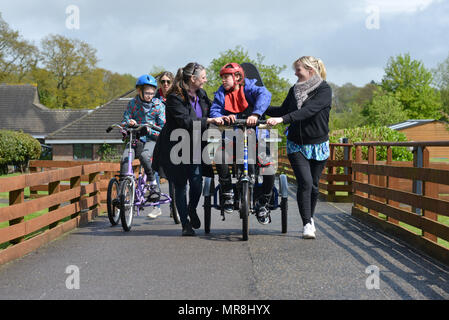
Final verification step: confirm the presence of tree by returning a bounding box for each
[381,53,442,119]
[40,34,98,108]
[363,88,409,126]
[0,12,39,82]
[432,53,449,118]
[204,46,291,105]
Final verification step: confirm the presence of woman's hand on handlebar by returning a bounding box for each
[267,117,283,126]
[246,114,259,126]
[207,116,226,125]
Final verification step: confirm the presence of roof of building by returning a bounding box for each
[388,119,437,131]
[0,84,89,138]
[45,89,137,143]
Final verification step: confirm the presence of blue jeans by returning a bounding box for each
[174,164,203,226]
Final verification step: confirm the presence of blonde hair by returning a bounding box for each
[294,56,327,80]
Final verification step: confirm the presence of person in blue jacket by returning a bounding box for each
[210,62,274,224]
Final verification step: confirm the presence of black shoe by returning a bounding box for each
[255,199,271,225]
[182,221,196,236]
[188,206,201,229]
[222,192,234,214]
[147,184,161,202]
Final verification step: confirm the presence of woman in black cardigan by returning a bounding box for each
[152,62,224,236]
[266,56,332,239]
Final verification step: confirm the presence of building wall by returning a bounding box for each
[400,122,449,159]
[52,143,124,161]
[52,144,73,161]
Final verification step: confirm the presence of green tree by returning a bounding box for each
[432,53,449,119]
[0,12,39,82]
[363,88,409,126]
[204,46,291,105]
[381,53,442,119]
[40,34,98,108]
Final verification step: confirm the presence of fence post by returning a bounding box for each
[48,180,61,229]
[422,147,438,242]
[327,144,336,201]
[70,174,82,219]
[9,188,24,244]
[354,145,364,210]
[412,146,423,216]
[386,147,399,225]
[368,146,379,217]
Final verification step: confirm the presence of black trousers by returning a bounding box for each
[288,151,327,226]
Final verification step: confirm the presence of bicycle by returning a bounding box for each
[105,123,179,231]
[202,119,288,241]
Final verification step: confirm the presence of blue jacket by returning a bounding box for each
[210,78,272,118]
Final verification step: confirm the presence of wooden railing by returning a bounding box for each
[351,141,449,265]
[278,143,353,202]
[0,160,139,265]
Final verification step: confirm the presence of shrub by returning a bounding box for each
[0,130,41,173]
[329,125,413,162]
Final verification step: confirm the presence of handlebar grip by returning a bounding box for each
[106,126,113,133]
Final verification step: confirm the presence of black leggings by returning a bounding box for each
[288,151,327,226]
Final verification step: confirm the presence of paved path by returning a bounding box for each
[1,183,449,300]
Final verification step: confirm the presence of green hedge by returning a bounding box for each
[329,126,413,162]
[0,130,41,174]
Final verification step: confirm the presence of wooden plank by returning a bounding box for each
[320,174,352,182]
[0,207,98,265]
[0,182,100,223]
[353,181,449,217]
[353,195,449,242]
[352,164,449,186]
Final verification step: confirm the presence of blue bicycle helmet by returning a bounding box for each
[136,74,158,88]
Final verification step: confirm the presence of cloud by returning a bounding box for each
[0,0,448,87]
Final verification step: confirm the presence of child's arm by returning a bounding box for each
[121,101,135,126]
[209,88,226,118]
[249,85,272,117]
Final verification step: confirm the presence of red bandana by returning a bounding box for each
[224,86,249,114]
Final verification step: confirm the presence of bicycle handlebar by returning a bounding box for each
[106,123,162,133]
[215,119,269,130]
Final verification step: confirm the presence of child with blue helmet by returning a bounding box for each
[120,74,166,203]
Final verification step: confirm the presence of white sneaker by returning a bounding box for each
[303,223,316,239]
[311,218,316,233]
[147,207,162,219]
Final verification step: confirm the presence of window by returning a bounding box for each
[73,144,93,160]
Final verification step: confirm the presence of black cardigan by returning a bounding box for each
[266,81,332,145]
[152,88,213,185]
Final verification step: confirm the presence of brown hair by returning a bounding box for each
[167,62,205,100]
[156,71,174,85]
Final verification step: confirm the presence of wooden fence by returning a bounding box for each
[278,143,353,202]
[0,160,139,265]
[351,141,449,265]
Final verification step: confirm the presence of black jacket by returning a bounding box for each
[152,88,213,185]
[266,81,332,145]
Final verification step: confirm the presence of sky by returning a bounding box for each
[1,0,448,87]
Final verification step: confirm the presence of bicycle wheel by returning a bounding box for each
[119,178,135,232]
[240,181,250,241]
[107,178,120,225]
[281,197,288,233]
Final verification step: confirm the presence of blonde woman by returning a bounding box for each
[266,56,332,239]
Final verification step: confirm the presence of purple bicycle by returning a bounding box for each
[106,123,175,231]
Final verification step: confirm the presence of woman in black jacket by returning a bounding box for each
[266,56,331,239]
[152,62,224,236]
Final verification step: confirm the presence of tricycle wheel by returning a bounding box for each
[281,197,288,233]
[107,178,120,226]
[240,181,249,241]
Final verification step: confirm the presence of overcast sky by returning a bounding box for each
[1,0,448,86]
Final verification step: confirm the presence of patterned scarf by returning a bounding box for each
[293,73,322,110]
